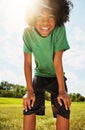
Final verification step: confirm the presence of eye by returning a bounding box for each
[38,15,42,18]
[36,14,43,21]
[49,15,55,18]
[37,13,43,18]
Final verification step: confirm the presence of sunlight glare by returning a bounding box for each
[4,0,41,30]
[3,0,31,29]
[25,0,41,23]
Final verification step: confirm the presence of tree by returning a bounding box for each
[69,93,85,102]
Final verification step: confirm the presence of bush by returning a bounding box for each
[0,90,15,97]
[0,89,26,98]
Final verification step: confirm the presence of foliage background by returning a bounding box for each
[0,81,85,102]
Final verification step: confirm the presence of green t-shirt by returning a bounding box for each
[23,25,70,77]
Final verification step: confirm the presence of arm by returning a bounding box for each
[23,52,35,110]
[54,50,71,110]
[24,52,33,93]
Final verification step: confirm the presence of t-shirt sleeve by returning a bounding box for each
[23,28,32,54]
[54,25,70,52]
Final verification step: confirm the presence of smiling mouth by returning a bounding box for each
[41,27,50,31]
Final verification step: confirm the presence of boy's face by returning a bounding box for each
[34,8,56,37]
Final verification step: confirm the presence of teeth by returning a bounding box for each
[41,27,49,30]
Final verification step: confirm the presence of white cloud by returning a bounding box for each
[74,27,85,42]
[0,69,25,85]
[63,25,85,96]
[0,0,27,35]
[65,71,85,96]
[64,24,85,69]
[0,26,24,85]
[63,45,85,69]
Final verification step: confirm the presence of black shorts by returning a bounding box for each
[23,76,70,119]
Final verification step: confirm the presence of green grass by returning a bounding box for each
[0,97,85,130]
[70,102,85,130]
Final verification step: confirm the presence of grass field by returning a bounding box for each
[0,97,85,130]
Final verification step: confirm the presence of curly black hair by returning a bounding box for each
[26,0,73,27]
[47,0,73,26]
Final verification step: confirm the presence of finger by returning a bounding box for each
[31,97,35,107]
[24,105,28,112]
[23,99,26,109]
[23,99,28,111]
[67,98,71,108]
[27,100,31,110]
[57,97,62,106]
[63,99,68,110]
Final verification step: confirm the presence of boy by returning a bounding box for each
[23,0,73,130]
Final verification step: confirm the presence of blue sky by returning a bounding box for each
[0,0,85,96]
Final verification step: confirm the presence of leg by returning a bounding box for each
[51,95,70,130]
[23,114,36,130]
[56,115,70,130]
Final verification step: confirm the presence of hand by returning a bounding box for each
[23,91,35,111]
[57,91,71,110]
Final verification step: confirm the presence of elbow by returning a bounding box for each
[24,61,32,71]
[54,58,62,68]
[54,59,63,73]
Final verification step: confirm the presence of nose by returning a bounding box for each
[42,17,49,25]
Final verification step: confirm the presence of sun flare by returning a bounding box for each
[4,0,41,29]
